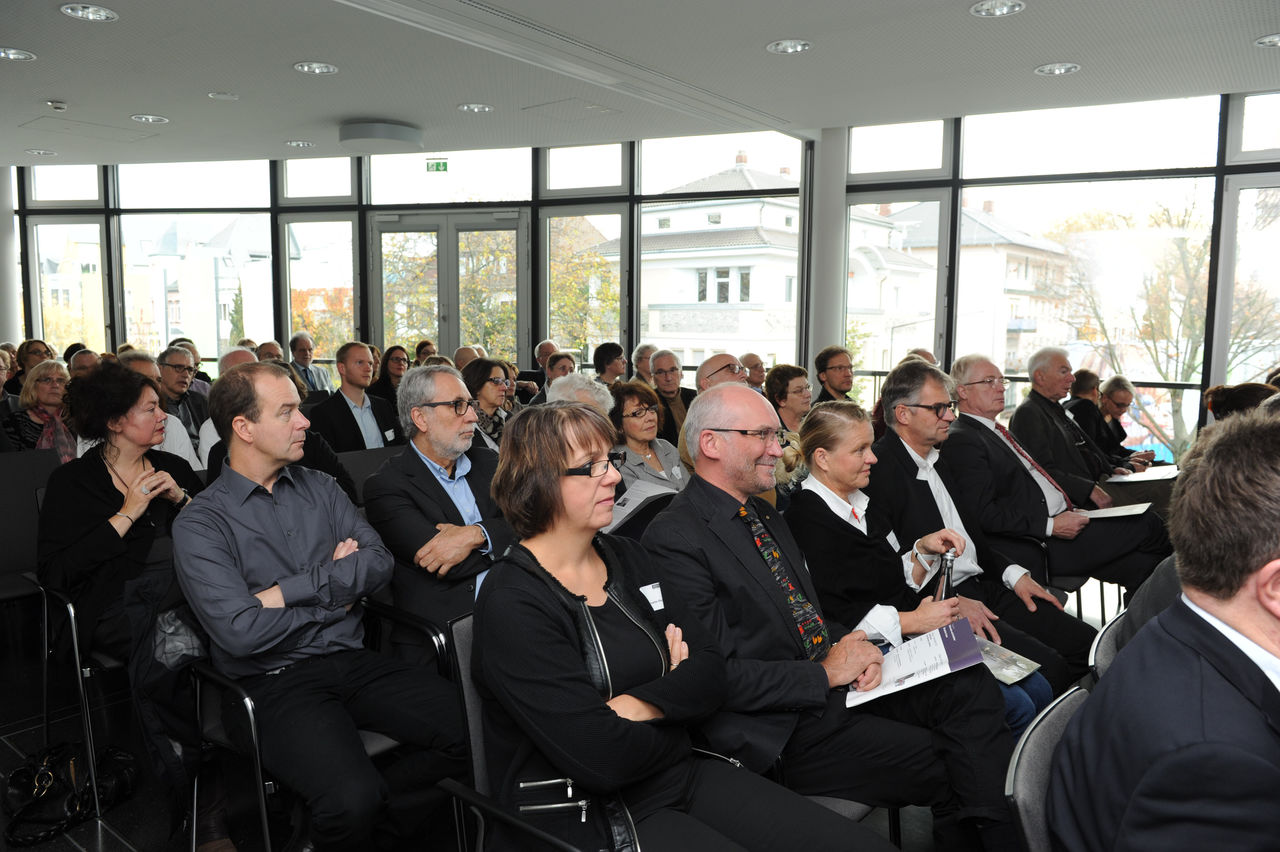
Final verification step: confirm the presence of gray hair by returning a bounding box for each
[950,353,995,385]
[650,348,682,370]
[117,349,156,369]
[1027,347,1069,382]
[157,345,193,366]
[534,338,557,358]
[218,346,257,373]
[632,342,658,362]
[683,383,743,464]
[397,365,464,438]
[1099,375,1136,397]
[880,360,955,433]
[547,371,614,412]
[288,331,314,353]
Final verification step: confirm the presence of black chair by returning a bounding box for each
[336,445,402,505]
[0,449,60,602]
[1004,686,1089,852]
[1088,608,1128,680]
[446,613,583,852]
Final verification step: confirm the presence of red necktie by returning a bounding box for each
[994,422,1074,511]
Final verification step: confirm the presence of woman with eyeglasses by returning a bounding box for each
[592,341,627,385]
[3,338,55,396]
[461,357,512,451]
[475,402,887,852]
[608,380,686,492]
[369,344,410,407]
[764,364,813,504]
[4,359,76,461]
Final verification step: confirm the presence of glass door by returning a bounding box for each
[371,211,529,361]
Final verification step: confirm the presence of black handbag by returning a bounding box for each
[3,742,138,846]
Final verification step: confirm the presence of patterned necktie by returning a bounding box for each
[995,421,1074,511]
[737,504,830,661]
[302,365,316,390]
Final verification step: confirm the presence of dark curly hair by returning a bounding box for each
[68,359,159,441]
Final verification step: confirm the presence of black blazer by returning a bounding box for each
[784,488,921,628]
[642,475,846,772]
[1063,397,1132,462]
[1048,599,1280,850]
[1008,391,1109,506]
[945,413,1053,539]
[655,387,697,446]
[306,389,403,454]
[363,444,515,637]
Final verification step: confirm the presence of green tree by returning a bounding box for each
[844,317,872,403]
[547,217,620,355]
[227,285,245,344]
[380,231,440,350]
[457,230,518,359]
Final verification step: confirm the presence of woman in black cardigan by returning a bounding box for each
[475,402,889,852]
[38,360,203,659]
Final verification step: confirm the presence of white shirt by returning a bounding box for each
[77,413,203,471]
[900,436,1029,593]
[965,412,1067,535]
[1183,594,1280,695]
[801,476,909,645]
[197,418,219,468]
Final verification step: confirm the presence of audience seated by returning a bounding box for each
[412,339,437,366]
[5,359,75,461]
[476,401,895,852]
[515,338,557,402]
[863,359,1098,694]
[813,345,854,404]
[368,344,409,408]
[173,361,466,851]
[254,340,284,362]
[764,363,812,501]
[608,380,687,492]
[307,341,403,453]
[1062,371,1155,470]
[452,346,478,370]
[945,355,1168,598]
[1203,381,1280,420]
[288,331,334,392]
[593,341,628,385]
[4,338,55,396]
[156,345,209,455]
[741,352,767,392]
[0,348,16,423]
[644,384,1020,852]
[460,357,513,451]
[650,349,695,446]
[364,365,514,659]
[546,370,614,415]
[1048,412,1280,849]
[168,338,212,392]
[632,342,658,385]
[67,348,101,381]
[527,350,575,405]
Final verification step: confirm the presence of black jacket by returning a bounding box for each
[655,387,697,446]
[474,535,726,851]
[945,413,1055,539]
[1008,390,1111,506]
[306,389,403,453]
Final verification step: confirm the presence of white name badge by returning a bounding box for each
[384,428,396,441]
[640,582,664,611]
[886,530,901,551]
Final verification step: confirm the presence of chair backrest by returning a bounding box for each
[448,613,489,794]
[337,445,402,505]
[1005,686,1088,852]
[0,450,63,580]
[1088,608,1127,679]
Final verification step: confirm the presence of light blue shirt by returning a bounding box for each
[342,391,385,449]
[408,440,492,594]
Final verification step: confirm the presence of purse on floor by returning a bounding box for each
[3,741,138,846]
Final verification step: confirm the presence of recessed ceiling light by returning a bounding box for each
[970,0,1025,17]
[131,113,169,124]
[457,103,494,114]
[285,140,316,148]
[207,91,239,101]
[0,48,37,61]
[766,39,812,55]
[25,149,57,157]
[1256,33,1280,48]
[60,4,118,21]
[293,61,338,75]
[1035,62,1080,76]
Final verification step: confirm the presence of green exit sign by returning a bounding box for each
[425,159,448,172]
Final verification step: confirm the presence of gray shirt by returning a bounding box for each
[616,438,686,492]
[173,463,392,678]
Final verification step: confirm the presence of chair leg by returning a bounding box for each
[190,766,201,852]
[241,695,274,852]
[888,806,902,847]
[39,587,50,749]
[65,602,103,819]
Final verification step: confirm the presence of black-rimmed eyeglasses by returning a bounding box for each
[706,427,785,444]
[161,363,196,376]
[564,451,625,477]
[621,404,659,419]
[415,398,481,416]
[900,401,957,418]
[707,362,745,380]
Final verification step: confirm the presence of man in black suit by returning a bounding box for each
[364,365,514,660]
[864,359,1097,693]
[514,338,557,403]
[307,341,403,453]
[1062,371,1155,470]
[1048,413,1280,850]
[946,355,1168,596]
[813,344,854,403]
[645,383,1019,852]
[651,349,696,445]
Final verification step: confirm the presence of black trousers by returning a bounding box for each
[635,759,897,852]
[957,578,1097,694]
[780,665,1015,852]
[224,648,467,852]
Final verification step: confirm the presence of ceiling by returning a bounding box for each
[4,0,1280,168]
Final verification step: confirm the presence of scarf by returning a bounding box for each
[29,406,76,463]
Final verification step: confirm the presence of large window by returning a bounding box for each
[1223,182,1280,383]
[545,212,622,359]
[30,221,106,351]
[285,220,355,372]
[118,161,270,208]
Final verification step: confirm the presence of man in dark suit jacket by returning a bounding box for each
[651,349,697,445]
[364,365,514,660]
[307,342,403,453]
[514,338,557,403]
[864,360,1097,692]
[644,384,1019,852]
[946,355,1167,596]
[1048,413,1280,850]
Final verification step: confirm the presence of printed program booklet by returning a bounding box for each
[976,637,1042,685]
[846,618,983,708]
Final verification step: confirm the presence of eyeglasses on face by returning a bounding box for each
[900,401,957,418]
[485,376,513,387]
[622,404,659,419]
[824,364,854,374]
[706,427,785,444]
[653,366,681,378]
[707,362,745,379]
[416,398,481,416]
[564,451,625,477]
[789,384,813,395]
[161,363,196,376]
[35,376,68,387]
[29,350,54,359]
[388,356,410,366]
[962,377,1009,388]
